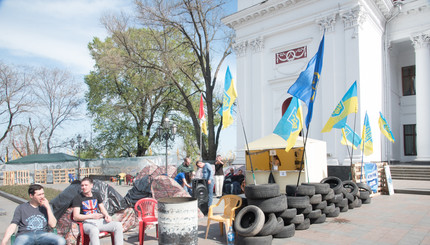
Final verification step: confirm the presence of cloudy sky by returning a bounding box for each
[0,0,237,156]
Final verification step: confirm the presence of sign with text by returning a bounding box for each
[363,163,378,193]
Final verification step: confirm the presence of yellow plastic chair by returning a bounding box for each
[205,195,242,240]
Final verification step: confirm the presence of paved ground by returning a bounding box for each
[1,179,429,244]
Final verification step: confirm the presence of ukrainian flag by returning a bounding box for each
[321,81,358,133]
[361,112,373,156]
[378,112,395,143]
[273,97,303,152]
[222,66,237,129]
[341,124,361,150]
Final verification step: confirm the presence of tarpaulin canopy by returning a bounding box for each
[245,133,324,151]
[6,153,78,164]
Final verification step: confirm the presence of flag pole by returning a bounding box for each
[296,123,309,187]
[237,101,257,185]
[200,120,203,160]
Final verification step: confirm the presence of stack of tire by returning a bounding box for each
[234,184,294,245]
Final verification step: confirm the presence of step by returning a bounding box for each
[392,176,430,181]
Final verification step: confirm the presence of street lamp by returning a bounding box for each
[157,118,177,174]
[70,134,88,180]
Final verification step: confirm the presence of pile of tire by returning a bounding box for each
[234,184,294,244]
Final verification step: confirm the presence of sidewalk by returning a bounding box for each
[1,180,430,244]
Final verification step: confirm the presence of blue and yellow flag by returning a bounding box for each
[341,124,361,150]
[288,34,324,129]
[378,112,395,143]
[361,112,373,156]
[321,81,358,133]
[273,97,303,152]
[222,66,237,129]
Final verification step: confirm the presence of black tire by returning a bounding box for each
[342,180,359,196]
[356,198,362,207]
[277,208,297,219]
[245,184,280,199]
[236,235,273,245]
[326,207,340,217]
[307,209,322,219]
[302,183,330,194]
[359,190,370,200]
[348,201,355,209]
[295,218,310,230]
[273,223,295,238]
[285,185,298,196]
[331,193,343,204]
[336,198,348,208]
[344,192,354,203]
[363,197,372,204]
[340,205,349,212]
[320,176,343,194]
[291,214,304,224]
[271,217,285,235]
[286,185,315,196]
[309,194,322,204]
[287,196,310,209]
[248,195,288,213]
[296,204,312,215]
[322,189,335,201]
[356,182,372,192]
[257,213,278,236]
[234,205,265,237]
[323,203,335,214]
[312,200,327,210]
[310,213,326,224]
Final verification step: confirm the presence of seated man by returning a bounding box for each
[1,184,66,245]
[231,169,245,194]
[72,177,123,245]
[223,168,235,194]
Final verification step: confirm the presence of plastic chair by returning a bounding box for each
[71,212,115,245]
[134,198,158,245]
[205,195,242,240]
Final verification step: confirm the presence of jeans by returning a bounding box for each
[214,175,224,197]
[83,219,124,245]
[207,179,214,207]
[14,230,66,245]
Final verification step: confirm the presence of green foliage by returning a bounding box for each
[0,185,61,201]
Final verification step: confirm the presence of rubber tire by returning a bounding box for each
[257,213,278,236]
[340,205,349,212]
[326,207,340,217]
[357,182,372,192]
[348,201,355,209]
[342,180,359,196]
[359,190,370,200]
[291,214,305,224]
[344,192,354,203]
[302,183,330,194]
[310,213,326,224]
[234,205,265,237]
[309,194,322,205]
[312,200,327,210]
[295,218,310,230]
[331,193,343,204]
[273,223,295,238]
[287,196,310,209]
[271,217,285,235]
[356,198,362,207]
[245,184,280,199]
[296,204,312,215]
[248,195,288,213]
[236,235,273,245]
[362,197,372,204]
[320,176,343,194]
[323,203,335,214]
[277,208,297,219]
[322,189,334,201]
[307,209,322,219]
[336,198,348,208]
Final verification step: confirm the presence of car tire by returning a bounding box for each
[234,205,265,237]
[245,184,280,199]
[320,176,343,194]
[273,223,295,238]
[248,195,288,213]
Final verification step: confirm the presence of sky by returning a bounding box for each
[0,0,237,157]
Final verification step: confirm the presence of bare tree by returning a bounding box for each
[0,61,33,144]
[33,68,82,153]
[11,118,45,157]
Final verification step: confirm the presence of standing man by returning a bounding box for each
[196,160,214,207]
[72,177,123,245]
[176,157,194,174]
[1,184,66,245]
[214,155,225,197]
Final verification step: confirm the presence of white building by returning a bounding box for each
[222,0,430,165]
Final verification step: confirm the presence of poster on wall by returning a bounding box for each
[363,163,378,193]
[384,165,394,195]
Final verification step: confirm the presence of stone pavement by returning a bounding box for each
[0,179,429,244]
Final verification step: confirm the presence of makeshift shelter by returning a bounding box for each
[245,134,327,193]
[6,153,78,164]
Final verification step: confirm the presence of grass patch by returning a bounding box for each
[0,185,61,201]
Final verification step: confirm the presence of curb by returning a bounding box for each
[0,190,27,204]
[394,189,430,195]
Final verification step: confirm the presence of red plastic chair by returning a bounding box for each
[71,212,115,245]
[134,198,158,245]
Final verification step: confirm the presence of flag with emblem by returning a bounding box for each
[361,112,373,156]
[341,124,361,150]
[273,97,303,152]
[222,66,237,129]
[378,112,395,143]
[322,81,358,132]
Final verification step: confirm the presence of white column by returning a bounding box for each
[412,32,430,162]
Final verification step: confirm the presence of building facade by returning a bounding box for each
[222,0,430,165]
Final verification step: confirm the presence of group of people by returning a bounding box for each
[2,177,124,245]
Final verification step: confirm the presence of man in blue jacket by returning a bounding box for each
[196,160,214,207]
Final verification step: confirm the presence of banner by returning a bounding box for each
[363,163,378,193]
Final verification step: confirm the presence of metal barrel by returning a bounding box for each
[158,197,198,245]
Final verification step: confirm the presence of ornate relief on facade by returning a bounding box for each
[316,14,337,32]
[411,32,430,49]
[233,40,248,57]
[249,37,264,53]
[340,5,367,38]
[275,46,307,65]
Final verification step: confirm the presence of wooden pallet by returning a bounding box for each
[52,169,70,184]
[79,167,102,178]
[35,169,47,184]
[2,171,15,185]
[351,162,388,195]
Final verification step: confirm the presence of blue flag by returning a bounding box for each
[288,34,325,129]
[273,97,303,152]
